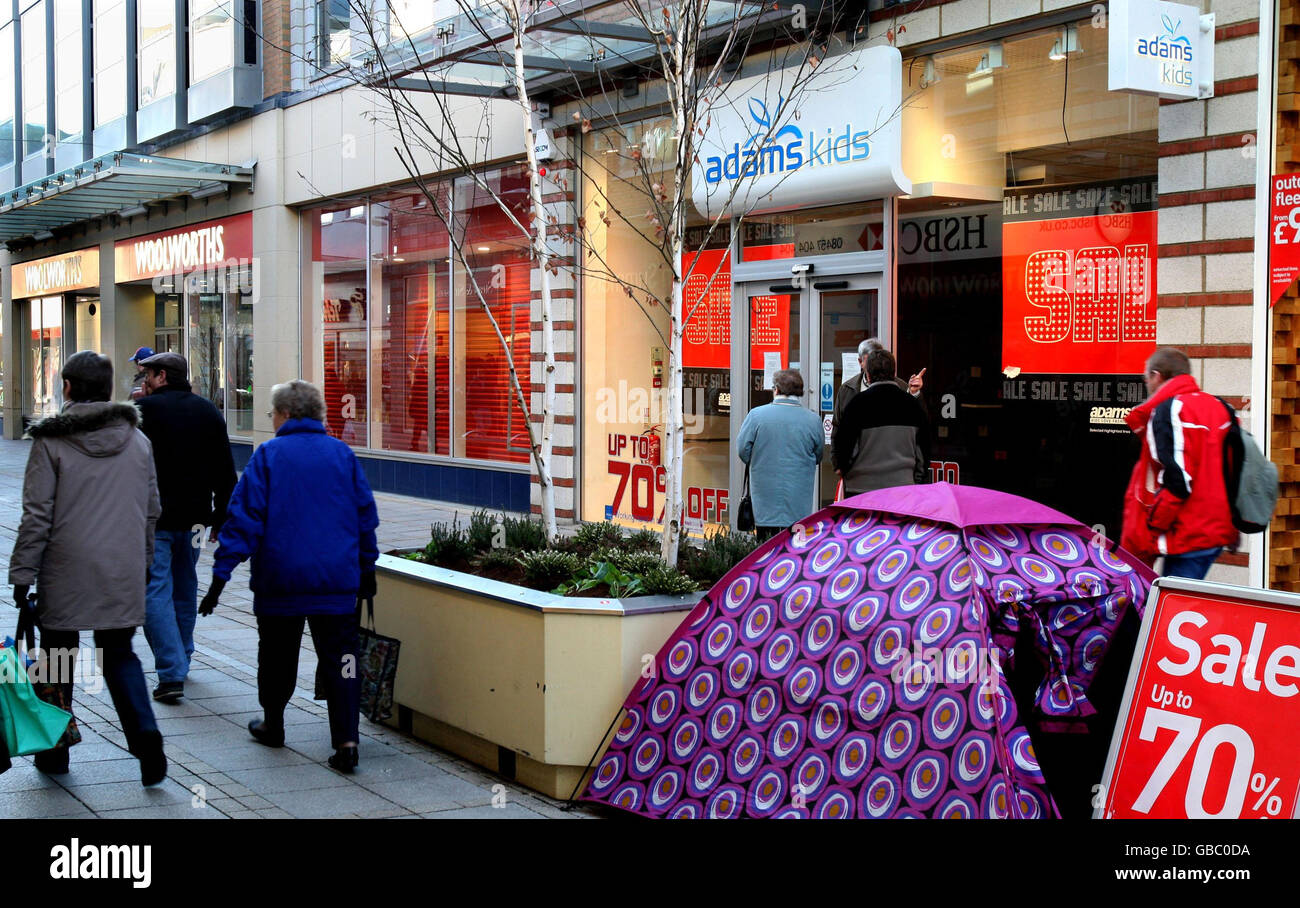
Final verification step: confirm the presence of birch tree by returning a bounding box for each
[294,0,907,564]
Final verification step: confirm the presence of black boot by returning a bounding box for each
[34,748,69,775]
[130,730,167,787]
[327,745,358,773]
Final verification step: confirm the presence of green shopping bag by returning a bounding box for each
[0,631,73,758]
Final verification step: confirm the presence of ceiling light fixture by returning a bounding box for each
[1049,25,1079,61]
[971,43,1004,76]
[922,57,940,86]
[118,204,148,218]
[33,229,54,241]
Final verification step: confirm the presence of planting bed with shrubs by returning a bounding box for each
[401,512,759,598]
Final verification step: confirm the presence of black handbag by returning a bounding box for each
[357,597,401,723]
[737,463,755,533]
[315,598,402,723]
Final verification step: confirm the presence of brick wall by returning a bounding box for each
[529,128,579,521]
[262,0,292,99]
[1154,1,1260,586]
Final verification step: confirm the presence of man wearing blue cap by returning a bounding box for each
[128,346,154,400]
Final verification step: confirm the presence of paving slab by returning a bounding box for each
[0,434,602,821]
[226,763,353,794]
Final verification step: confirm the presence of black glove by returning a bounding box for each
[199,578,227,617]
[359,571,377,600]
[13,584,30,611]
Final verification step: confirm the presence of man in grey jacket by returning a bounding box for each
[831,337,925,444]
[8,351,166,785]
[737,370,825,541]
[833,348,930,496]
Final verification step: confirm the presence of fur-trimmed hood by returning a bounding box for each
[26,401,143,457]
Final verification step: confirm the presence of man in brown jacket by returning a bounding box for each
[8,351,167,785]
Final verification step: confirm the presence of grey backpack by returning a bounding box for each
[1220,400,1278,534]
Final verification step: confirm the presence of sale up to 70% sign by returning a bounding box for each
[1098,579,1300,819]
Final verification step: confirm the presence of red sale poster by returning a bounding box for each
[1002,179,1158,375]
[681,245,792,370]
[1271,173,1300,306]
[1100,579,1300,819]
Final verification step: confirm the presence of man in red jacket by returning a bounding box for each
[1120,347,1238,579]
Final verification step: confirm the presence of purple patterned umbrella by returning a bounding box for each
[583,483,1155,818]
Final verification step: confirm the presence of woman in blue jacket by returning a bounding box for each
[199,380,379,773]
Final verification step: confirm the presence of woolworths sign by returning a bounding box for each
[12,248,100,298]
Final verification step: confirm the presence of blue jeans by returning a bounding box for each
[143,530,202,683]
[39,626,159,757]
[1162,546,1223,580]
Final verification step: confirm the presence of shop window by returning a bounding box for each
[189,290,225,416]
[191,0,235,83]
[53,0,80,141]
[305,167,531,465]
[21,1,45,159]
[453,167,531,464]
[312,204,369,445]
[739,201,884,261]
[227,287,254,434]
[0,22,13,169]
[138,0,176,106]
[28,296,62,419]
[581,119,731,531]
[93,0,126,126]
[371,188,451,456]
[896,17,1158,536]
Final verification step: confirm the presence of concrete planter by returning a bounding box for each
[372,553,702,799]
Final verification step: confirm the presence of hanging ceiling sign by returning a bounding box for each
[1108,0,1215,101]
[691,45,911,219]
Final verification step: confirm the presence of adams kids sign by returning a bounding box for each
[691,45,910,219]
[1108,0,1215,101]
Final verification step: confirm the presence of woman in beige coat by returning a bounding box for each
[8,351,166,784]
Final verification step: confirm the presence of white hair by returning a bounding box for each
[857,338,884,358]
[270,380,326,421]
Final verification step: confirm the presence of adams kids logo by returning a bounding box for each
[702,95,871,185]
[1135,13,1193,89]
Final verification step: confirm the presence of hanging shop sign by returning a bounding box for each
[11,247,100,298]
[1001,177,1158,375]
[691,45,911,218]
[114,212,253,283]
[1269,173,1300,306]
[1097,577,1300,819]
[1108,0,1215,101]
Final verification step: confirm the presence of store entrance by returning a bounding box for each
[730,273,883,523]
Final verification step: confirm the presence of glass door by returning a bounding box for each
[732,279,812,524]
[27,295,64,419]
[730,273,884,525]
[815,279,882,509]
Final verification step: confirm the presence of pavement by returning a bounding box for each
[0,435,602,819]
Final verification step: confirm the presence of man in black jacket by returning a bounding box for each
[833,348,930,496]
[136,352,237,702]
